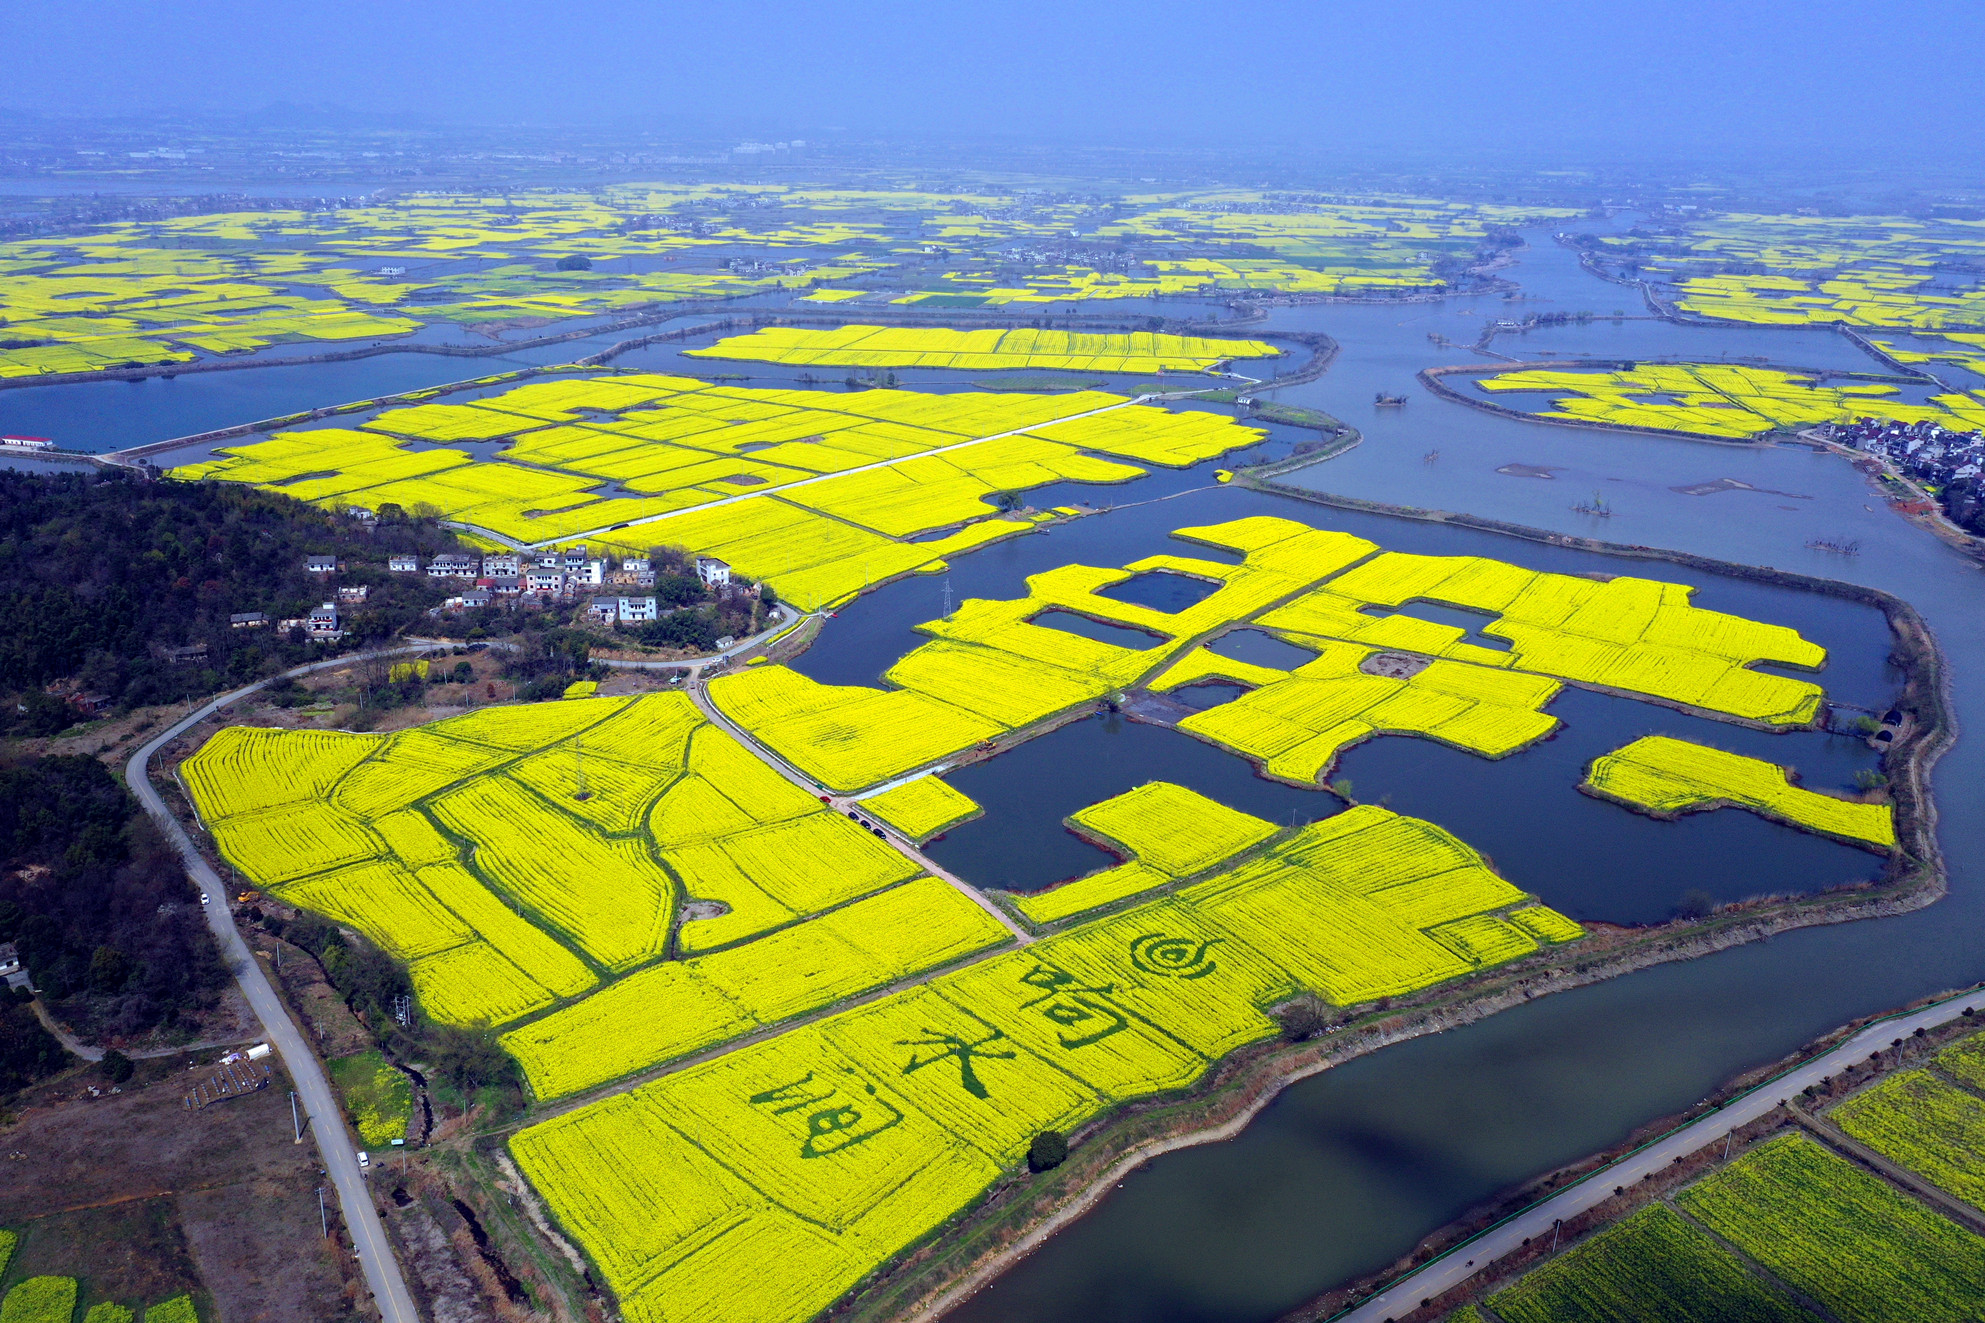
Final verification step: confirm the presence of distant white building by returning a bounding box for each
[617,596,658,622]
[304,554,337,575]
[696,557,732,587]
[586,596,620,625]
[621,557,651,573]
[526,569,565,596]
[306,603,342,640]
[481,553,520,577]
[388,554,420,573]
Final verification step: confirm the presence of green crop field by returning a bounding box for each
[1486,1203,1809,1323]
[1678,1132,1985,1323]
[1831,1069,1985,1209]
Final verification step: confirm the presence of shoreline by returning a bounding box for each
[818,478,1954,1323]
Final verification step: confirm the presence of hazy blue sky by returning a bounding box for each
[5,0,1981,162]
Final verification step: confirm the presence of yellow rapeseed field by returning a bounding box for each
[1584,735,1895,849]
[182,691,953,1032]
[857,776,981,841]
[687,324,1281,374]
[1016,782,1279,925]
[509,802,1579,1323]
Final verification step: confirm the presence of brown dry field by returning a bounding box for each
[0,1053,358,1322]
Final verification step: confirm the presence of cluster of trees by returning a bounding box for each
[629,545,764,652]
[0,755,226,1071]
[0,470,481,730]
[256,908,521,1115]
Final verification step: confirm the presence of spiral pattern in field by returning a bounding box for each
[1129,932,1220,979]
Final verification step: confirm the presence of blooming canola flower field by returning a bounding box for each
[1584,735,1895,850]
[0,186,1574,379]
[712,518,1833,796]
[511,802,1583,1323]
[181,694,984,1037]
[686,324,1282,374]
[172,371,1269,606]
[1471,362,1985,441]
[178,501,1877,1323]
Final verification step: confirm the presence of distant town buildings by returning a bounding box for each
[1826,417,1985,534]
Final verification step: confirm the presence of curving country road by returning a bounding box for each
[126,646,428,1323]
[1335,986,1985,1323]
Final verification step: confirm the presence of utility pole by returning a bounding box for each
[318,1187,328,1239]
[1551,1218,1562,1251]
[291,1091,304,1144]
[574,734,587,801]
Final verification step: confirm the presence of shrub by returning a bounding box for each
[1027,1130,1067,1173]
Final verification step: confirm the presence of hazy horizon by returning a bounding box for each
[4,0,1982,169]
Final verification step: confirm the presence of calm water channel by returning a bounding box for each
[6,218,1981,1322]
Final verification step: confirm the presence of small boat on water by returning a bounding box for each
[1375,392,1408,407]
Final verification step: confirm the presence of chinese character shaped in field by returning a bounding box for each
[1016,963,1128,1049]
[748,1071,902,1158]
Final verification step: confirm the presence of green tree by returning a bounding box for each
[1027,1130,1067,1173]
[426,1024,520,1094]
[556,255,593,271]
[99,1048,133,1084]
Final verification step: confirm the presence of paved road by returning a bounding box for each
[126,647,426,1323]
[28,1000,244,1064]
[1337,986,1985,1323]
[590,603,805,672]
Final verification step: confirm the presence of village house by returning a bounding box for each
[696,556,732,587]
[337,584,369,604]
[427,554,478,579]
[458,589,493,610]
[388,554,420,573]
[488,574,522,596]
[305,554,337,575]
[482,553,521,577]
[617,596,659,622]
[621,557,651,573]
[306,603,343,640]
[526,569,565,596]
[587,596,620,625]
[228,611,268,629]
